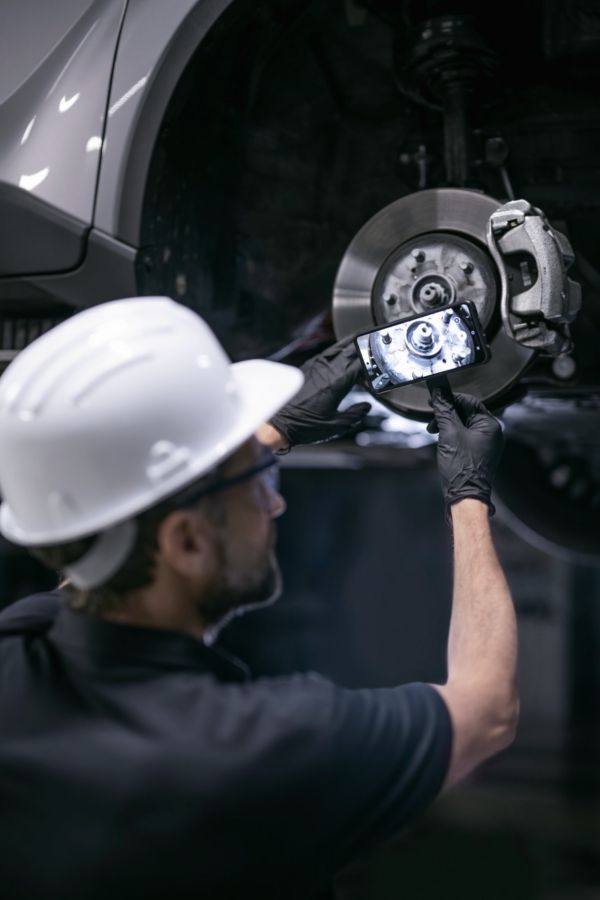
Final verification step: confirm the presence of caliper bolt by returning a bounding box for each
[382,332,392,345]
[411,249,425,262]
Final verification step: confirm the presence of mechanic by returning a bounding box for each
[0,296,517,900]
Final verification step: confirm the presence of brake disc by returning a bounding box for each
[332,188,534,418]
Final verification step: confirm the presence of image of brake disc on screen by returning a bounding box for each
[354,301,490,395]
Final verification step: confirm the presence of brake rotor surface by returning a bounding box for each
[332,188,534,417]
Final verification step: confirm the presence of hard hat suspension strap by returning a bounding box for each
[64,520,137,590]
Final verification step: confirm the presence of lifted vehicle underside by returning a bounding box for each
[2,0,600,560]
[136,0,600,561]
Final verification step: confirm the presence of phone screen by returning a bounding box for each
[354,301,490,395]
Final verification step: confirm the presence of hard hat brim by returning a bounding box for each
[0,359,304,547]
[227,356,304,455]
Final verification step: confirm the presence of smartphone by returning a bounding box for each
[354,301,490,395]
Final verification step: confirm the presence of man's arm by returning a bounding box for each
[432,498,518,787]
[427,389,518,788]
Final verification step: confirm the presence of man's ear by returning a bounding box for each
[156,509,216,578]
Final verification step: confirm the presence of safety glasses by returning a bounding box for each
[179,453,280,508]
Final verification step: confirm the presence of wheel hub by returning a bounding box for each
[372,231,496,327]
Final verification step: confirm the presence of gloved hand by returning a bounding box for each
[428,388,504,518]
[270,336,370,449]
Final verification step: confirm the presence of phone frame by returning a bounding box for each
[353,300,491,395]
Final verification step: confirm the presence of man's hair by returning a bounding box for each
[30,469,226,616]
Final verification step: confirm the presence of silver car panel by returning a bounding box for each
[94,0,233,245]
[0,0,96,106]
[0,0,126,274]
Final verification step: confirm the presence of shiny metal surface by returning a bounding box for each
[95,0,233,244]
[487,199,581,354]
[0,0,126,234]
[371,231,496,328]
[332,188,535,417]
[0,0,236,268]
[0,0,95,106]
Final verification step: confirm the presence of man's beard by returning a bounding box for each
[199,533,283,645]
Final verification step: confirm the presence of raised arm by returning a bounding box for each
[428,390,518,788]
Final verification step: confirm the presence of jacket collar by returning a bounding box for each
[48,604,250,682]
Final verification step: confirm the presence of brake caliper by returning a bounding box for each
[486,199,581,355]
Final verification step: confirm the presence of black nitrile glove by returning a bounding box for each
[428,388,504,518]
[270,336,371,449]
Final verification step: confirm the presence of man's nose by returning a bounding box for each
[269,489,286,519]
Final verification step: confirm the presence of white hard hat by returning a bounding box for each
[0,297,303,547]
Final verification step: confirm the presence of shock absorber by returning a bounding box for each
[394,15,498,186]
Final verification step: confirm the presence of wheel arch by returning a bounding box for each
[94,0,236,247]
